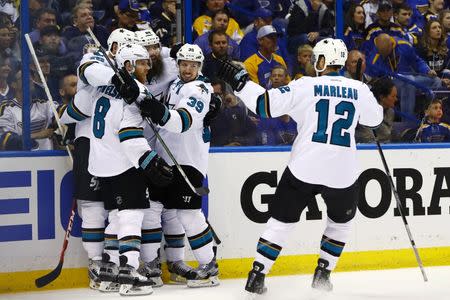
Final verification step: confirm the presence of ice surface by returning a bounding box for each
[2,266,449,300]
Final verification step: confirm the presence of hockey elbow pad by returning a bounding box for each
[139,150,173,187]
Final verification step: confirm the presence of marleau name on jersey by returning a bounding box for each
[314,84,358,100]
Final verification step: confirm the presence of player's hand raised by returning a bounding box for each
[111,67,140,104]
[217,59,249,92]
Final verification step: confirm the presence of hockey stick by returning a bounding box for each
[24,34,74,163]
[372,133,428,282]
[35,200,77,287]
[25,34,79,288]
[85,28,209,197]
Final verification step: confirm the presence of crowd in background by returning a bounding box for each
[0,0,449,151]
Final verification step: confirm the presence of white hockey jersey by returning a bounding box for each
[0,98,55,150]
[60,51,111,139]
[155,76,213,176]
[236,75,383,188]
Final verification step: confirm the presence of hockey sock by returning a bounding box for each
[140,204,163,263]
[118,209,144,269]
[177,209,214,265]
[255,217,295,274]
[104,209,119,266]
[78,200,108,260]
[162,208,186,262]
[319,217,353,271]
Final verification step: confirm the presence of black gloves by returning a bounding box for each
[139,150,173,187]
[111,67,140,104]
[217,59,249,92]
[170,43,184,59]
[139,95,171,126]
[203,93,222,127]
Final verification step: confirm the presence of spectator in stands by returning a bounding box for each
[344,4,366,51]
[439,9,450,48]
[366,33,440,118]
[110,0,146,31]
[62,5,109,49]
[0,0,18,23]
[58,74,78,104]
[356,77,398,143]
[361,0,379,28]
[0,22,13,61]
[229,0,291,27]
[194,10,240,60]
[268,65,290,88]
[244,25,290,89]
[29,8,58,43]
[209,80,257,146]
[193,0,243,43]
[0,57,13,103]
[202,30,234,81]
[286,0,334,55]
[417,20,450,82]
[364,1,406,49]
[150,0,177,47]
[344,49,370,82]
[293,44,314,79]
[417,98,450,142]
[239,8,271,60]
[394,3,422,45]
[423,0,444,23]
[0,71,55,150]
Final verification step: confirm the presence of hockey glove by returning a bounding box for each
[170,43,184,59]
[111,67,140,105]
[139,150,173,187]
[203,93,222,127]
[139,95,171,126]
[217,59,249,92]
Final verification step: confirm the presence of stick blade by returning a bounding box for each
[195,186,210,196]
[35,262,63,288]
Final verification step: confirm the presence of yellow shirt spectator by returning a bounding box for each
[193,15,243,43]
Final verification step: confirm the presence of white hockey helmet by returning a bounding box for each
[115,43,150,72]
[135,29,160,47]
[312,38,348,74]
[176,43,204,68]
[107,28,135,54]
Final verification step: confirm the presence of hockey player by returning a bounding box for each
[217,38,383,297]
[134,28,194,285]
[139,44,219,288]
[58,28,136,291]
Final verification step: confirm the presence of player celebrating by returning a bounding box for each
[139,44,219,288]
[217,38,383,297]
[58,28,136,291]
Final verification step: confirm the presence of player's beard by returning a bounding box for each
[147,57,164,82]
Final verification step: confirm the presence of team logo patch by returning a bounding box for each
[116,196,123,205]
[196,83,209,95]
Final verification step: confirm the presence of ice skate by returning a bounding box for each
[311,258,333,292]
[98,254,119,292]
[88,259,102,290]
[118,256,154,296]
[186,259,220,288]
[138,255,163,287]
[167,260,194,284]
[244,261,267,299]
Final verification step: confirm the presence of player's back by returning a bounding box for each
[287,75,382,188]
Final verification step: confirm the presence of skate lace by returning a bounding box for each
[169,261,193,276]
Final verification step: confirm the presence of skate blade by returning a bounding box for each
[149,276,164,288]
[99,281,119,293]
[187,276,220,288]
[89,279,100,290]
[168,273,187,285]
[119,284,153,296]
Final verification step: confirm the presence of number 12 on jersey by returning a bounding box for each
[312,99,355,147]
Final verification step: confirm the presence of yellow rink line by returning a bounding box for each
[2,246,450,293]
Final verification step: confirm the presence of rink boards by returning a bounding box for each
[1,144,450,292]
